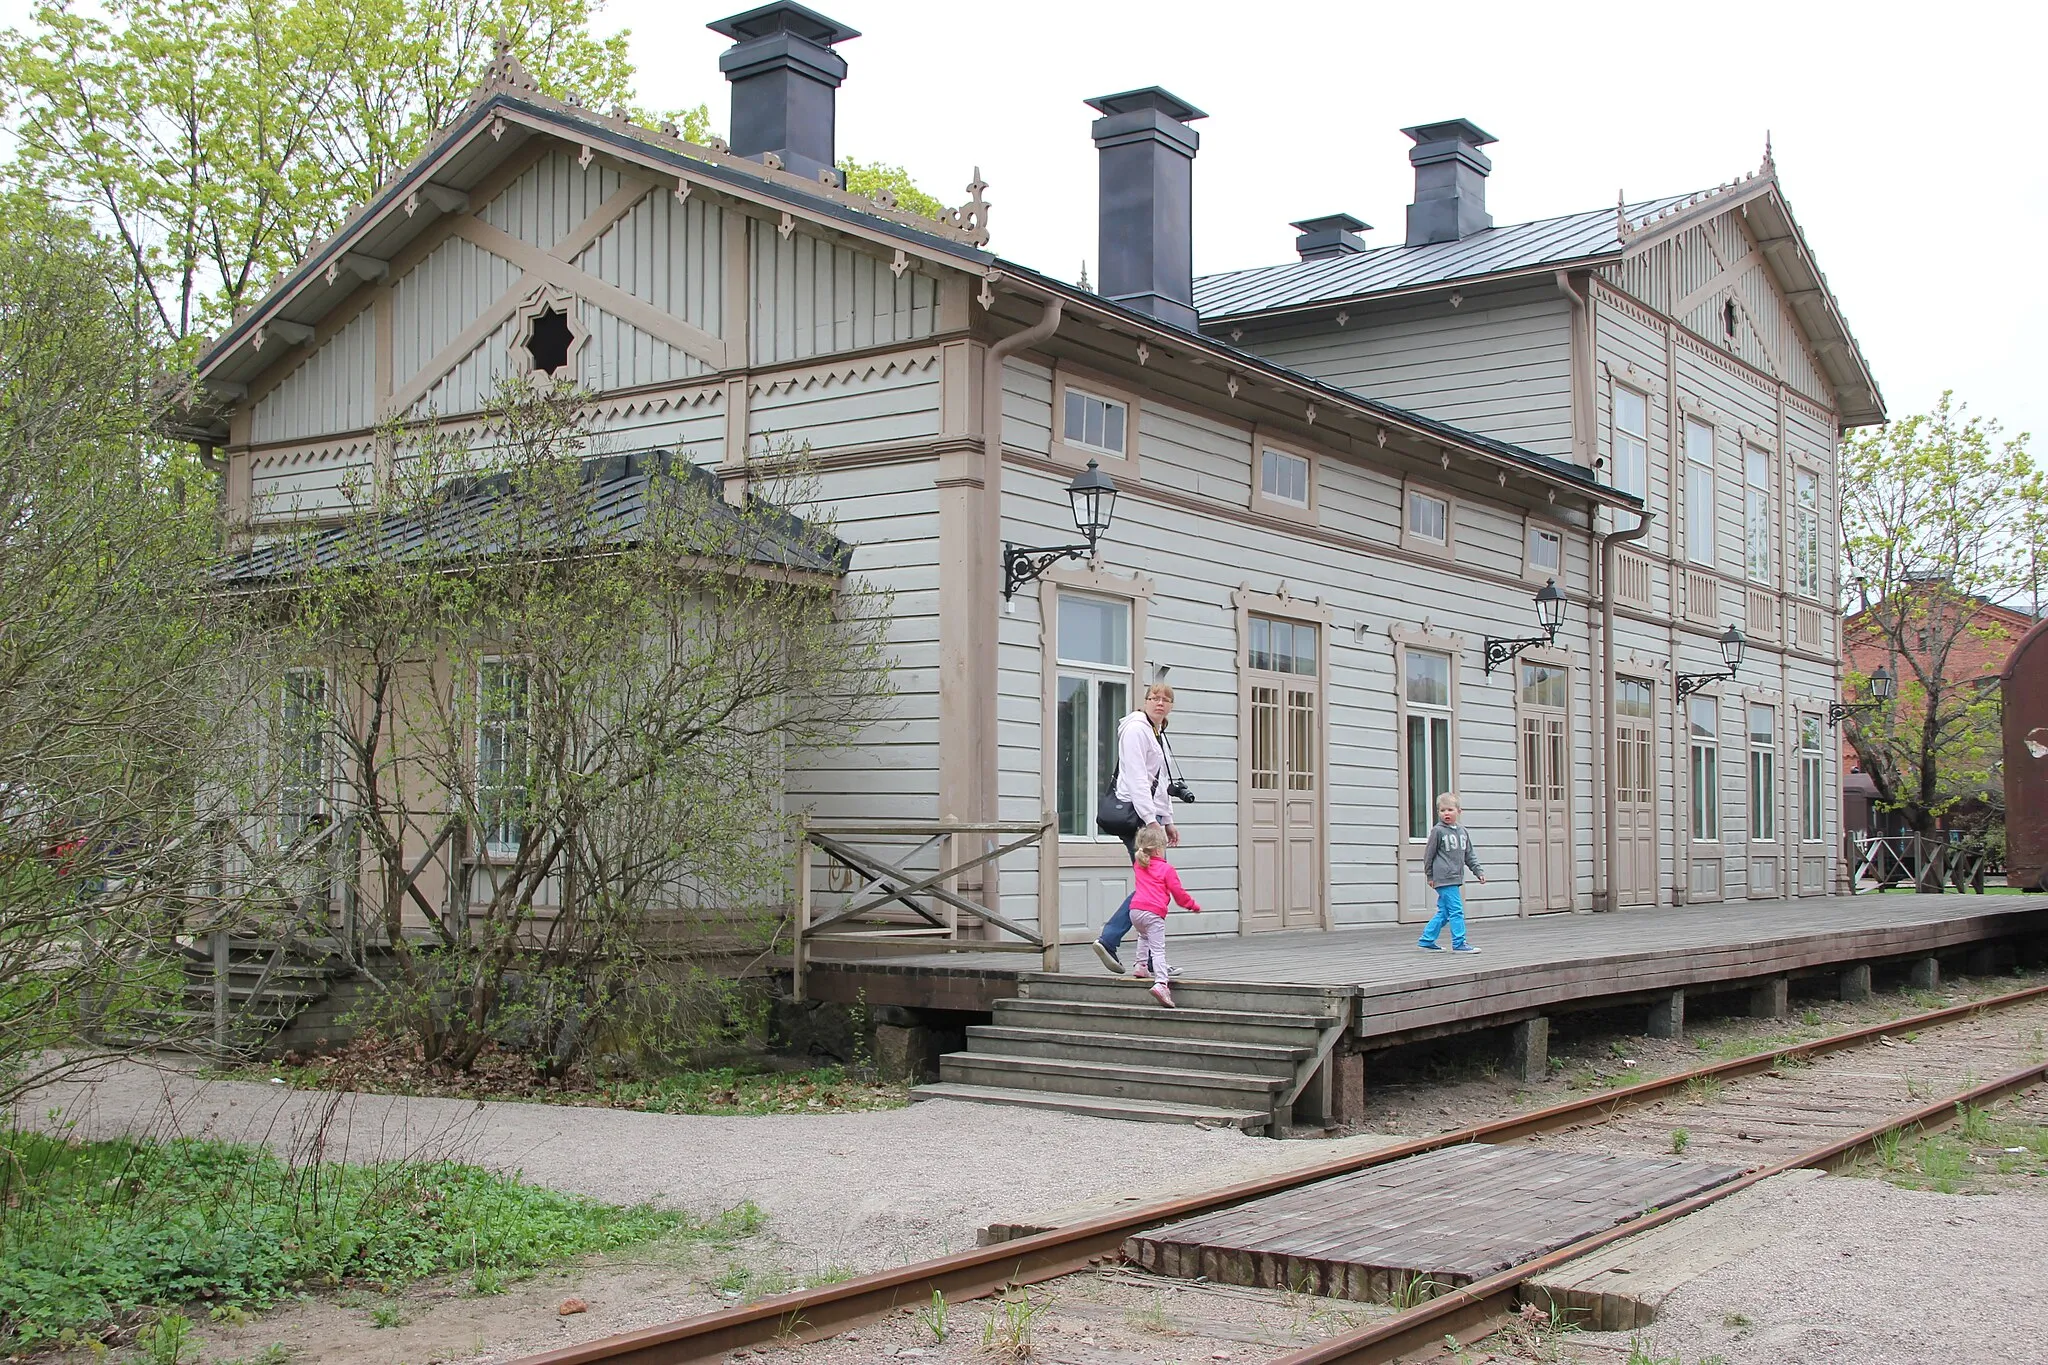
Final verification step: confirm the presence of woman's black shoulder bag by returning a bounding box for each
[1095,717,1145,839]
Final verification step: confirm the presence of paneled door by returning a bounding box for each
[1244,615,1323,931]
[1614,678,1658,906]
[1518,662,1572,913]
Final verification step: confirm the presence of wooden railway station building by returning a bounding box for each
[183,4,1887,964]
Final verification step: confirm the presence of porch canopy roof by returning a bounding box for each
[214,450,851,587]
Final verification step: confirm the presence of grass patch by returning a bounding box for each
[223,1038,908,1117]
[0,1131,749,1348]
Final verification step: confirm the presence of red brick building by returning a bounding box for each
[1842,591,2035,837]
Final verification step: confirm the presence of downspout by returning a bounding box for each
[1555,268,1604,908]
[975,291,1063,919]
[1602,510,1654,910]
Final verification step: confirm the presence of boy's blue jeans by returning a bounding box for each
[1419,884,1468,949]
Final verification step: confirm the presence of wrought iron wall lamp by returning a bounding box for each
[1483,579,1568,674]
[1827,665,1896,727]
[1002,459,1119,602]
[1676,624,1748,700]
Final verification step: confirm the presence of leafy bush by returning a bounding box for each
[0,1132,701,1345]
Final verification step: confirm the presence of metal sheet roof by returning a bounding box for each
[1194,194,1699,319]
[215,452,851,585]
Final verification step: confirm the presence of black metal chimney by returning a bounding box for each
[1086,87,1206,332]
[1292,213,1370,261]
[1402,119,1497,246]
[709,3,859,184]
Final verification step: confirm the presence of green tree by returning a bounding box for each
[0,193,278,1098]
[1840,393,2039,879]
[0,0,638,351]
[839,158,944,219]
[248,381,893,1076]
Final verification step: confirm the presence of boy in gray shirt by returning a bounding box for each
[1418,793,1485,953]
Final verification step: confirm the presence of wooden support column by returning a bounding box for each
[1646,989,1685,1040]
[1509,1016,1550,1083]
[1327,1052,1366,1127]
[1748,976,1790,1019]
[1839,963,1873,1002]
[1908,956,1941,991]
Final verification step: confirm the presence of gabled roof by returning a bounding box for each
[214,451,851,586]
[1194,168,1885,428]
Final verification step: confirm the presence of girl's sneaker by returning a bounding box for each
[1150,982,1176,1008]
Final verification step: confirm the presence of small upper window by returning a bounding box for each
[1249,614,1317,675]
[1260,448,1310,507]
[1528,525,1563,577]
[1063,387,1127,457]
[1407,489,1449,545]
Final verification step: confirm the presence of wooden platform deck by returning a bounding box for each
[807,893,2048,1046]
[1122,1145,1748,1302]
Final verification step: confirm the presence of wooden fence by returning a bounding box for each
[792,815,1059,1000]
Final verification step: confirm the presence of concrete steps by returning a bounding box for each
[918,972,1354,1133]
[111,935,356,1056]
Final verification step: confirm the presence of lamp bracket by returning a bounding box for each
[1675,668,1736,701]
[1483,629,1557,675]
[1003,541,1094,600]
[1825,699,1878,728]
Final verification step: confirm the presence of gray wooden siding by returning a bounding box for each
[579,305,712,390]
[392,237,520,406]
[480,150,627,252]
[252,309,377,444]
[1001,358,1054,456]
[1241,285,1575,460]
[585,385,727,464]
[571,191,724,339]
[749,221,939,367]
[247,437,377,521]
[751,352,942,453]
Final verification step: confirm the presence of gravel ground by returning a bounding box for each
[1569,1177,2048,1365]
[22,1056,1394,1271]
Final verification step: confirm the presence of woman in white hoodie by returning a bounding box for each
[1092,682,1180,975]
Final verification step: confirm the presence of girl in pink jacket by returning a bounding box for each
[1129,823,1200,1007]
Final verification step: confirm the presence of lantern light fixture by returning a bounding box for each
[1677,624,1748,700]
[1002,459,1120,603]
[1484,578,1569,674]
[1828,664,1896,727]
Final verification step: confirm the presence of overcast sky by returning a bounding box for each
[611,0,2044,445]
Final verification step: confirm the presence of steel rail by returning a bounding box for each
[1273,1057,2048,1364]
[513,977,2048,1365]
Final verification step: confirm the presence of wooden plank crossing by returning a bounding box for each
[1121,1145,1748,1303]
[804,893,2048,1041]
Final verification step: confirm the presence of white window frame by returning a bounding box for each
[1524,518,1565,584]
[1744,444,1773,585]
[477,657,531,859]
[1793,466,1823,599]
[1248,428,1319,525]
[1038,567,1153,864]
[1400,645,1457,841]
[278,667,330,844]
[1052,589,1135,845]
[1610,383,1649,499]
[1050,366,1141,475]
[1798,712,1825,843]
[1748,701,1777,843]
[1688,694,1720,843]
[1400,481,1456,558]
[1685,416,1718,568]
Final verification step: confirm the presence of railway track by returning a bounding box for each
[515,979,2048,1365]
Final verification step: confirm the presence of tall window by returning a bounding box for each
[1405,650,1454,839]
[1054,593,1131,837]
[1685,418,1717,566]
[279,669,327,842]
[1062,387,1127,458]
[1689,695,1720,842]
[478,659,530,856]
[1799,713,1825,842]
[1611,386,1648,498]
[1259,448,1311,507]
[1794,468,1822,598]
[1616,678,1654,806]
[1749,703,1777,842]
[1745,446,1773,584]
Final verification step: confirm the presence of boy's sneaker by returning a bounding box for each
[1092,941,1125,975]
[1149,982,1176,1009]
[1451,944,1482,954]
[1418,940,1444,951]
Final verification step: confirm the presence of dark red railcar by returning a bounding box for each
[2004,615,2048,889]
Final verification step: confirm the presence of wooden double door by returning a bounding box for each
[1243,615,1323,931]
